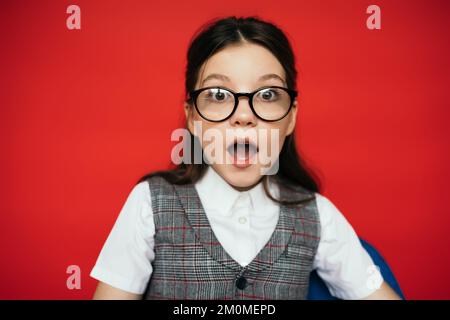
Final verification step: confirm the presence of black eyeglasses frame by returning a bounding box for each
[187,85,298,122]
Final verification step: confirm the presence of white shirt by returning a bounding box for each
[90,166,383,299]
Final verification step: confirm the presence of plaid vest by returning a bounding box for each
[143,175,321,300]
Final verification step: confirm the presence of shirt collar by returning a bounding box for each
[195,166,279,217]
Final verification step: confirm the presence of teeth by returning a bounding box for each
[227,142,258,158]
[235,143,247,160]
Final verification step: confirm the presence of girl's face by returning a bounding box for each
[184,42,297,191]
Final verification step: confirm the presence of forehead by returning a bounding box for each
[197,42,286,88]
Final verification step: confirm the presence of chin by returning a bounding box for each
[215,164,263,190]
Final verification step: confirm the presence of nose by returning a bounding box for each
[230,96,257,127]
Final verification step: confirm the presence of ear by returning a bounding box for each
[184,101,195,134]
[285,100,298,136]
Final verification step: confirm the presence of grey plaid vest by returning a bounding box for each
[143,175,321,300]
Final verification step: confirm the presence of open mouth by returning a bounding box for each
[226,139,259,167]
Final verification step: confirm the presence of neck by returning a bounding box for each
[230,176,264,192]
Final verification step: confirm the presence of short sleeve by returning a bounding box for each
[313,193,384,300]
[90,181,155,294]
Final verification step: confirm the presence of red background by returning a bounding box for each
[0,0,449,299]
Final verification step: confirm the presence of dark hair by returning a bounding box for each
[138,15,321,205]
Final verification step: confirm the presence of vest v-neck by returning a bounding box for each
[173,176,313,273]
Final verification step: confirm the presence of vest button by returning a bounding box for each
[236,276,247,290]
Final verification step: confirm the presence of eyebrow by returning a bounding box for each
[201,73,286,86]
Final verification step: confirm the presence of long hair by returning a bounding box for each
[137,16,321,205]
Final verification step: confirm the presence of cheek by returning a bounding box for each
[278,122,291,140]
[264,123,290,146]
[189,113,209,136]
[191,119,226,148]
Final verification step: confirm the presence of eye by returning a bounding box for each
[256,88,280,102]
[205,88,232,102]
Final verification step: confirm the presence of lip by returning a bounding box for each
[226,136,259,154]
[226,136,259,168]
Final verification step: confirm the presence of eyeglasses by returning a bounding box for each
[188,86,298,122]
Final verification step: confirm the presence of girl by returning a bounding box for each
[90,16,400,300]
